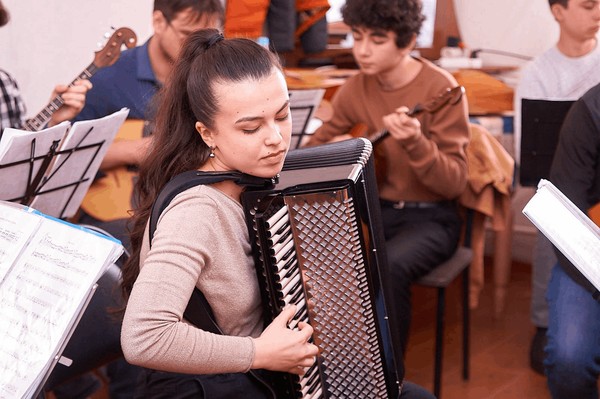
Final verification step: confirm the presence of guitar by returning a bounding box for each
[22,27,137,132]
[79,119,146,221]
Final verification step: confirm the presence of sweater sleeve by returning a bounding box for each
[121,193,256,374]
[401,78,470,199]
[550,99,598,212]
[307,78,362,146]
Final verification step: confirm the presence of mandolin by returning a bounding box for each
[355,85,465,185]
[368,85,465,145]
[22,27,137,132]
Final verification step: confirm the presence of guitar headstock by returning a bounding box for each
[408,86,465,116]
[93,27,137,69]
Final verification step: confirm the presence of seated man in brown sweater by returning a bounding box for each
[307,0,470,365]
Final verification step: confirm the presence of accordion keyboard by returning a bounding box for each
[253,187,392,398]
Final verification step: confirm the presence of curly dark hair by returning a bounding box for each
[0,1,9,27]
[549,0,569,7]
[341,0,425,48]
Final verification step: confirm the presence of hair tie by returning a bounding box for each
[205,32,224,49]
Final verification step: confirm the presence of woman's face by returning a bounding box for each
[198,68,292,178]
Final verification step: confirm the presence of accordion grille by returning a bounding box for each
[283,188,388,398]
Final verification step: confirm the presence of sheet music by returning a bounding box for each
[0,122,70,202]
[0,201,123,398]
[289,88,325,135]
[30,108,129,218]
[0,203,41,284]
[522,179,600,291]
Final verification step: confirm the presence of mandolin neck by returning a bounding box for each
[369,129,389,145]
[22,62,98,132]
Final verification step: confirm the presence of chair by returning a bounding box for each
[415,244,473,399]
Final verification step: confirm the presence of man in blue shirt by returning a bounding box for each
[74,0,224,249]
[74,39,157,122]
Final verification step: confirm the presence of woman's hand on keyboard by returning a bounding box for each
[252,305,319,374]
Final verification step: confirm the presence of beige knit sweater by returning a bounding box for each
[121,185,264,374]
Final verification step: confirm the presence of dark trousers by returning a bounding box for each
[380,201,462,355]
[134,369,273,399]
[134,369,435,399]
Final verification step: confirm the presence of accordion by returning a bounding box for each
[241,138,401,398]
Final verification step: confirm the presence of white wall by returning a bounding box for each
[1,0,560,119]
[0,0,153,118]
[454,0,558,67]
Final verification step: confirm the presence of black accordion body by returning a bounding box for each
[241,138,401,398]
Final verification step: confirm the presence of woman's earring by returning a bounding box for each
[209,146,215,158]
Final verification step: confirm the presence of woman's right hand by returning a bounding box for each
[252,305,319,375]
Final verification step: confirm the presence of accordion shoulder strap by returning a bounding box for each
[148,170,247,334]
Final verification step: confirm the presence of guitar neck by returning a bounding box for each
[22,62,99,132]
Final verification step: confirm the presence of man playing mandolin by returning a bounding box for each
[306,0,470,378]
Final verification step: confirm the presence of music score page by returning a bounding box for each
[522,179,600,291]
[0,201,123,398]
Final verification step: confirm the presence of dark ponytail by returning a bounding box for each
[120,29,282,303]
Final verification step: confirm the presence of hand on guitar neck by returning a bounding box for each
[23,27,137,131]
[343,86,465,146]
[45,80,93,127]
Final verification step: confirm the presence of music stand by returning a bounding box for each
[289,88,325,149]
[519,99,575,187]
[0,108,129,219]
[32,284,99,399]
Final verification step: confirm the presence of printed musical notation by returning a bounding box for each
[0,201,123,398]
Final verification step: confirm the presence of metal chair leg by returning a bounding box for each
[434,287,446,399]
[463,268,470,380]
